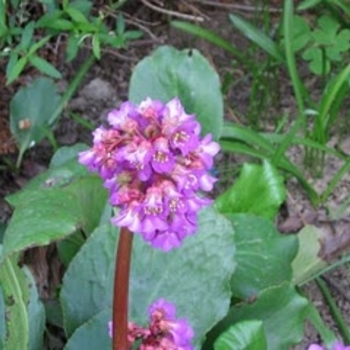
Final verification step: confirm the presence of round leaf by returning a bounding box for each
[50,143,89,168]
[65,310,111,350]
[215,160,286,220]
[227,214,298,299]
[10,77,61,154]
[214,320,267,350]
[207,283,309,350]
[129,45,224,140]
[3,177,108,258]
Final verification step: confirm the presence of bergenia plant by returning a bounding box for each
[79,96,219,348]
[2,45,346,350]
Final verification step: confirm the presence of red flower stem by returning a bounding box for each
[113,227,133,350]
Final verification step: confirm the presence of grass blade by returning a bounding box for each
[171,20,246,61]
[229,14,284,63]
[272,0,308,165]
[318,63,350,131]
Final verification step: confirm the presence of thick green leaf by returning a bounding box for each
[215,161,286,220]
[57,231,86,267]
[0,261,45,350]
[3,176,108,258]
[292,225,327,285]
[214,320,267,350]
[24,267,45,350]
[227,214,297,299]
[61,206,235,348]
[206,283,309,350]
[50,143,89,168]
[10,77,61,155]
[129,45,224,140]
[7,160,88,206]
[0,256,29,350]
[65,310,111,350]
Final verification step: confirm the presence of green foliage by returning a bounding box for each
[214,320,267,350]
[215,161,286,220]
[129,46,224,140]
[3,146,108,259]
[2,4,349,345]
[292,14,350,75]
[226,214,298,299]
[10,77,61,164]
[61,206,235,347]
[292,226,327,285]
[1,0,142,84]
[206,283,309,350]
[0,254,45,350]
[229,14,284,63]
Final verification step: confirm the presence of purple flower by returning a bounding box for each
[108,298,194,349]
[79,97,220,251]
[308,342,350,350]
[148,298,194,348]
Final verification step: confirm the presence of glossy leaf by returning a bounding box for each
[61,206,235,348]
[10,77,61,157]
[214,320,267,350]
[226,214,297,299]
[129,45,224,140]
[215,161,286,220]
[49,143,89,168]
[0,255,28,350]
[206,283,309,350]
[0,256,44,350]
[3,176,108,258]
[65,310,111,350]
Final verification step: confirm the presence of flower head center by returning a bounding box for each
[153,151,168,163]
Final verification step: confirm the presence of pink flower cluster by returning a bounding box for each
[108,298,194,349]
[308,342,350,350]
[79,97,219,251]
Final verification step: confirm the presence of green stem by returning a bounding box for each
[272,0,306,164]
[320,158,350,203]
[316,277,350,344]
[50,54,95,123]
[113,227,133,350]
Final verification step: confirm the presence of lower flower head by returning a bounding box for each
[108,298,194,349]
